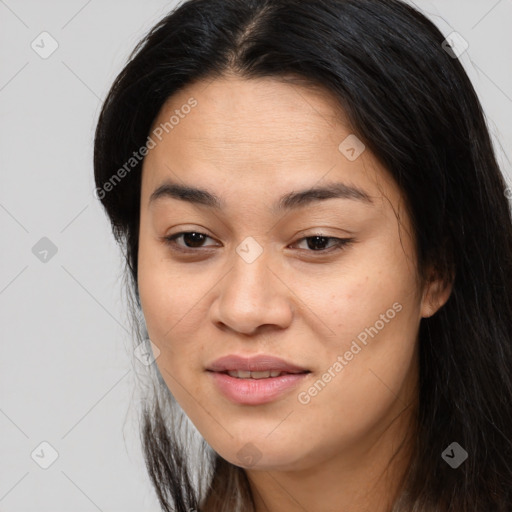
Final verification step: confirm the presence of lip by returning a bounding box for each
[206,354,309,373]
[206,354,311,405]
[208,371,310,405]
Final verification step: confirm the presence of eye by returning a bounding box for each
[291,235,353,253]
[163,231,218,252]
[163,231,353,255]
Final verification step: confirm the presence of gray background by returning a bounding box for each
[1,0,511,510]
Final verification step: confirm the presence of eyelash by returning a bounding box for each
[162,231,354,256]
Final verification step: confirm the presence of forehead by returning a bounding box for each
[141,74,400,209]
[154,74,346,144]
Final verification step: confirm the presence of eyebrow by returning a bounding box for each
[149,180,373,212]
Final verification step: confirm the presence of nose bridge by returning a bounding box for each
[228,238,274,305]
[212,238,292,334]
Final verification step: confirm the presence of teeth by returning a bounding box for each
[251,371,271,379]
[226,370,286,379]
[232,370,252,379]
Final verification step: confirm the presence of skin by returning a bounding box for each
[137,73,452,512]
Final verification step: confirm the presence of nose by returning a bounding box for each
[209,249,294,336]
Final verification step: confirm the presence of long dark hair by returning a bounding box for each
[93,0,512,510]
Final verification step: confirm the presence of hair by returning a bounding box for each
[93,0,512,510]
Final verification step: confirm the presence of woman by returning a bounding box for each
[93,0,512,510]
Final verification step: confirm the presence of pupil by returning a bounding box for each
[184,232,205,248]
[308,236,328,251]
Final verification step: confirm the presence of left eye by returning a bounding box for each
[292,235,351,252]
[163,232,352,254]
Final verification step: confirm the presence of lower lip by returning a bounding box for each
[208,371,310,405]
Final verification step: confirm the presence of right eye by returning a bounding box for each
[163,231,220,252]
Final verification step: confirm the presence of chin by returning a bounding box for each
[215,440,308,472]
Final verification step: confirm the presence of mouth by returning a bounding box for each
[206,353,311,375]
[211,369,311,379]
[207,370,311,405]
[206,354,312,405]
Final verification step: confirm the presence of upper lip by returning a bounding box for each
[207,354,310,373]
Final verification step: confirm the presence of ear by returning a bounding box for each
[420,266,454,319]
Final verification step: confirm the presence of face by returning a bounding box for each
[137,74,446,473]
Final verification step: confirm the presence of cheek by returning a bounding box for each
[138,234,199,331]
[137,262,207,409]
[307,256,417,342]
[138,268,203,356]
[306,253,421,402]
[137,245,218,399]
[322,280,419,380]
[138,242,188,362]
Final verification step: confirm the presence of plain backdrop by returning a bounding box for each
[1,0,511,510]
